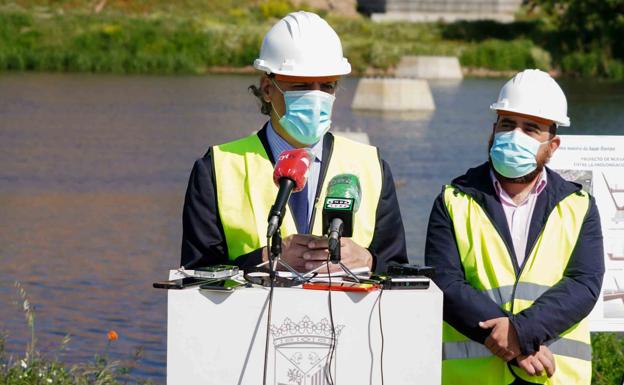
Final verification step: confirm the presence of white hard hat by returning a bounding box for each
[253,11,351,77]
[490,69,570,127]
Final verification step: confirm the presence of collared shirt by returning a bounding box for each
[490,169,548,266]
[266,121,323,229]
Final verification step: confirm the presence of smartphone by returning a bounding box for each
[193,264,239,279]
[153,277,216,290]
[199,279,247,292]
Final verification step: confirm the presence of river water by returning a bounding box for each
[0,74,623,382]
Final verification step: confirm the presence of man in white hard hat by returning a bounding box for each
[181,11,407,273]
[425,69,604,384]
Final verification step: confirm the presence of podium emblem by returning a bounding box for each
[270,316,344,385]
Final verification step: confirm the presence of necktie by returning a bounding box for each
[289,183,309,234]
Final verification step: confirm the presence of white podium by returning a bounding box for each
[167,272,443,385]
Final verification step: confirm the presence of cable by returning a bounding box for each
[324,256,336,385]
[377,288,385,385]
[262,236,275,385]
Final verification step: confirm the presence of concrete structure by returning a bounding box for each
[352,77,435,111]
[396,56,463,80]
[371,0,523,23]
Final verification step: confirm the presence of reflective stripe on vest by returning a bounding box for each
[442,185,592,385]
[443,337,591,361]
[212,133,382,260]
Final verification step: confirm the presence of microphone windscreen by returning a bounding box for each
[326,173,361,212]
[273,148,314,192]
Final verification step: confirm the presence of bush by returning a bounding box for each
[257,0,296,20]
[460,39,551,71]
[591,332,624,385]
[442,20,541,42]
[561,52,624,81]
[0,11,265,74]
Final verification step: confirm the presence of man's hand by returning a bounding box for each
[516,345,555,377]
[302,237,373,272]
[262,234,323,271]
[479,317,521,361]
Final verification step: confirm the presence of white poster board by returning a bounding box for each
[549,135,624,331]
[166,271,443,385]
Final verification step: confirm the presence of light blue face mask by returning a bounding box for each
[271,81,336,145]
[490,130,550,178]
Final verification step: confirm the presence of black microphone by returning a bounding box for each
[322,174,362,262]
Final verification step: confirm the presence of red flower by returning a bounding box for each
[107,330,119,341]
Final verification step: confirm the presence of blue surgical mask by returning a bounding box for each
[490,130,549,178]
[272,81,335,145]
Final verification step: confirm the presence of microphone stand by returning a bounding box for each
[257,177,305,281]
[260,228,305,281]
[305,219,361,283]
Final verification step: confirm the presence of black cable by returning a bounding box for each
[324,256,336,385]
[377,288,385,385]
[262,236,274,385]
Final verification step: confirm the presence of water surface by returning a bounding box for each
[1,73,623,382]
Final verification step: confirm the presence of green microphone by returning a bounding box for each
[323,174,361,262]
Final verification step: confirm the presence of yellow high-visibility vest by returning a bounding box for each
[212,133,382,260]
[442,185,592,385]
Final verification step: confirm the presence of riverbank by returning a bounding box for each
[1,1,622,79]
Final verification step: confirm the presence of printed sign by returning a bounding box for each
[324,198,353,210]
[549,135,624,331]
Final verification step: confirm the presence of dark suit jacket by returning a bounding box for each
[425,162,604,355]
[181,125,408,273]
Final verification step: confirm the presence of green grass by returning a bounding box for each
[0,1,622,77]
[592,332,624,385]
[0,9,536,76]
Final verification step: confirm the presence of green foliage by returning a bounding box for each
[257,0,296,20]
[460,39,551,71]
[0,0,622,78]
[524,0,624,79]
[335,18,464,72]
[0,11,265,73]
[441,19,542,42]
[591,332,624,385]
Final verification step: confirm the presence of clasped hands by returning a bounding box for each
[262,234,373,272]
[479,317,555,377]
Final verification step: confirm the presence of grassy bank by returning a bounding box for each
[3,0,618,78]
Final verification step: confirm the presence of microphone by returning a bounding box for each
[267,148,313,238]
[322,174,361,261]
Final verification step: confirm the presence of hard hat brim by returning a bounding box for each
[490,105,570,127]
[254,59,351,78]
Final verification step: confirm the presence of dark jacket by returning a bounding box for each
[425,162,604,355]
[181,125,408,273]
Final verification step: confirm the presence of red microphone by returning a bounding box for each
[267,148,314,237]
[273,148,313,192]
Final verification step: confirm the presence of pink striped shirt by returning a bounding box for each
[490,170,548,266]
